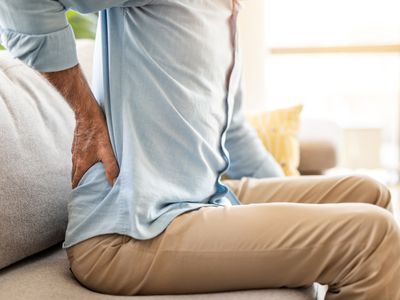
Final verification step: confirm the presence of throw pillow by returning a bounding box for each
[246,105,303,176]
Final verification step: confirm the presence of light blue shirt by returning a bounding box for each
[0,0,284,249]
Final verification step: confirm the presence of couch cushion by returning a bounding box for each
[0,52,74,269]
[0,242,325,299]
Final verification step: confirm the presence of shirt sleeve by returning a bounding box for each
[0,0,150,72]
[224,73,285,179]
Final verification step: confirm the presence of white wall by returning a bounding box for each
[238,0,266,111]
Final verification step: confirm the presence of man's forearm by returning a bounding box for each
[40,63,119,187]
[40,64,100,119]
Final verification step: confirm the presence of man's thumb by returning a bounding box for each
[101,150,120,186]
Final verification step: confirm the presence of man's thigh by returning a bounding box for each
[138,203,399,298]
[222,175,392,212]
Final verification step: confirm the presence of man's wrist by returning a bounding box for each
[40,63,101,120]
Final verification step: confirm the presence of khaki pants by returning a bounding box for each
[66,175,400,299]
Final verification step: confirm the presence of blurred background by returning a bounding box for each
[239,0,400,186]
[1,1,400,185]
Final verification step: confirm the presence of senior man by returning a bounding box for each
[1,1,399,299]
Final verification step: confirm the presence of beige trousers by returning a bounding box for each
[66,175,400,299]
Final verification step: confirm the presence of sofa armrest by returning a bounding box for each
[298,118,340,174]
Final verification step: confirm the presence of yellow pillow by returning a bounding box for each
[246,105,303,176]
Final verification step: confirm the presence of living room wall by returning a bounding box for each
[238,0,266,111]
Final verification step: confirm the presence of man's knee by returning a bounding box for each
[353,204,399,246]
[348,175,392,211]
[335,205,400,296]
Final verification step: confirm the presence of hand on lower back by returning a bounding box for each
[71,106,119,188]
[40,64,119,189]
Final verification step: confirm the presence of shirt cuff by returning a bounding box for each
[0,25,78,72]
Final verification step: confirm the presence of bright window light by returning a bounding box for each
[264,0,400,169]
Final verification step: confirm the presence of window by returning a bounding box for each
[263,0,400,169]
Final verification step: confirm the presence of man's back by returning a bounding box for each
[65,1,240,248]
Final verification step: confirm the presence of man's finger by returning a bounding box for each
[101,148,120,186]
[71,136,76,155]
[71,155,77,186]
[71,127,79,155]
[71,161,91,189]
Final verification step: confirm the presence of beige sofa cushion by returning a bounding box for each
[299,141,337,175]
[0,52,74,269]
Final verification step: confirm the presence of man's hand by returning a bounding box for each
[71,104,119,188]
[41,64,119,188]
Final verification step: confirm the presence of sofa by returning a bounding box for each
[0,41,330,299]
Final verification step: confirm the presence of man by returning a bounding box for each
[1,1,399,299]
